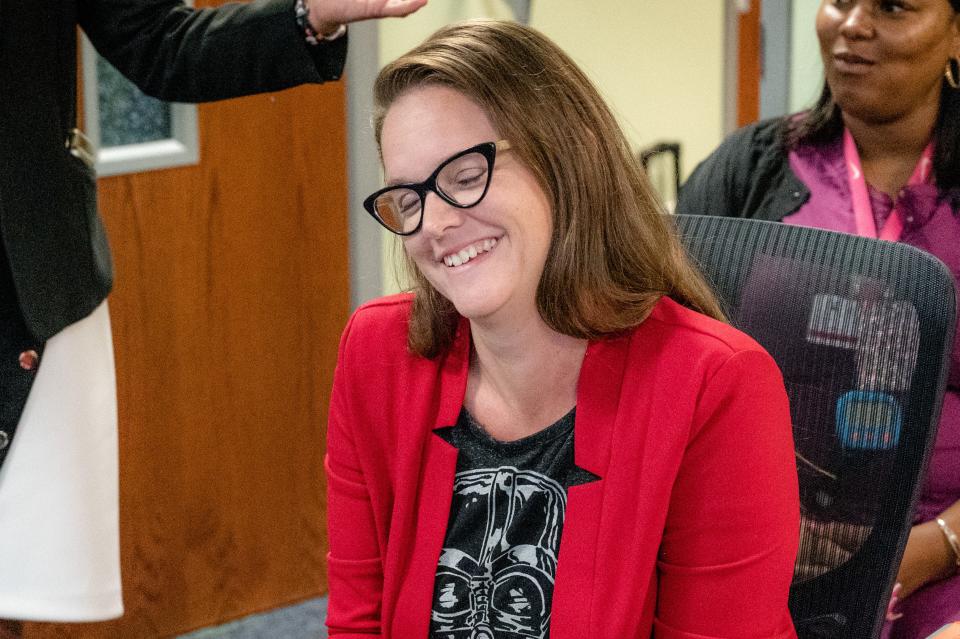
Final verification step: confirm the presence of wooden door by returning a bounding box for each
[24,21,349,639]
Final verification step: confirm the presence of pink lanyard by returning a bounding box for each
[843,128,934,242]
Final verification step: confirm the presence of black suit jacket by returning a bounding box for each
[0,0,346,464]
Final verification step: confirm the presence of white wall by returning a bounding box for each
[790,0,824,112]
[378,0,516,63]
[530,2,726,180]
[378,1,726,178]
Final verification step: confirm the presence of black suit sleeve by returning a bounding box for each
[77,0,346,103]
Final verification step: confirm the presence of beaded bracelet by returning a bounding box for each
[294,0,346,46]
[935,517,960,572]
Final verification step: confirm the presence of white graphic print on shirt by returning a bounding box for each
[431,467,565,639]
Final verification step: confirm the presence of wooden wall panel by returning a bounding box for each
[24,69,348,639]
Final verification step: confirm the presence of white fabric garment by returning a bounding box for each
[0,302,122,621]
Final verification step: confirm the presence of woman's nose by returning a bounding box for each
[419,191,465,238]
[838,4,875,40]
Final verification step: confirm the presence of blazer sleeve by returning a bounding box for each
[325,312,385,637]
[77,0,345,103]
[654,349,800,639]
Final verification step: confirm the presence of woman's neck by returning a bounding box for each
[843,98,939,197]
[465,315,587,442]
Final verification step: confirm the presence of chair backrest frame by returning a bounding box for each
[674,215,956,638]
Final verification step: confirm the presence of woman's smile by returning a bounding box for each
[831,50,877,74]
[440,238,499,268]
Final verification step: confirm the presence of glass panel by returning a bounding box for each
[437,152,489,206]
[96,56,172,147]
[375,188,421,233]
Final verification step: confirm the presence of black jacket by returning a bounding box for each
[675,118,810,222]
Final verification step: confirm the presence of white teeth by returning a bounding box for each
[443,238,498,267]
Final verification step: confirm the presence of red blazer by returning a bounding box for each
[326,294,800,638]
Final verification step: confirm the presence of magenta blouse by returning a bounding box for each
[786,137,960,638]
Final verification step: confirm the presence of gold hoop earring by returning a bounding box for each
[947,58,960,90]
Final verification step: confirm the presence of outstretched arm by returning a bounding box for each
[306,0,428,35]
[78,0,428,103]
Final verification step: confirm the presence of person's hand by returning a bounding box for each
[305,0,428,36]
[895,500,960,600]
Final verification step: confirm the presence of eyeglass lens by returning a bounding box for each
[373,150,492,234]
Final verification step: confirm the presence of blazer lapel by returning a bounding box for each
[392,318,470,638]
[550,332,630,638]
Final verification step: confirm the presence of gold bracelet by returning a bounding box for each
[935,517,960,572]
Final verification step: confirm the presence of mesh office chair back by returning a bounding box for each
[673,215,956,639]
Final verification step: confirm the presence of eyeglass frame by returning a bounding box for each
[363,139,512,236]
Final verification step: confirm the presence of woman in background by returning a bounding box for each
[677,1,960,635]
[325,19,800,638]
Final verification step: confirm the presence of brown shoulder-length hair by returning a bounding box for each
[373,19,724,358]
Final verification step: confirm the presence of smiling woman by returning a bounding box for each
[677,1,960,637]
[817,0,958,131]
[325,18,801,639]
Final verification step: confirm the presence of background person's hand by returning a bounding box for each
[306,0,428,36]
[885,582,903,622]
[895,500,960,600]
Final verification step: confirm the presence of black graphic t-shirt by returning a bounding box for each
[430,407,598,639]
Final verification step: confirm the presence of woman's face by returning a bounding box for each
[379,85,553,326]
[816,0,960,124]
